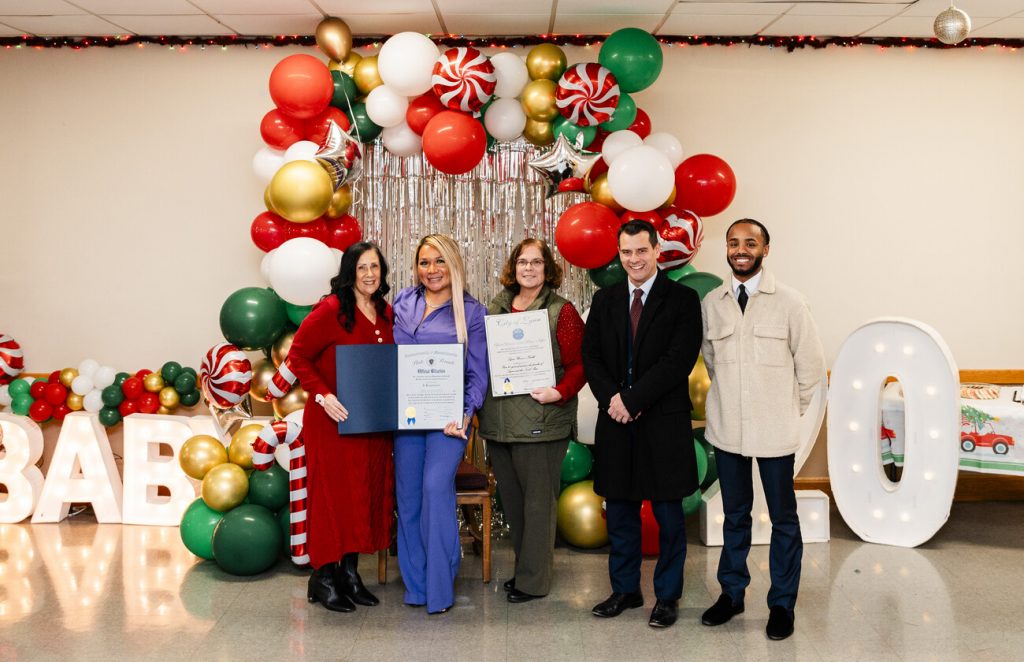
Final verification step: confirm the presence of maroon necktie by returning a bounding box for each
[630,288,644,340]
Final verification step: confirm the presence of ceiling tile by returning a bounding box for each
[0,20,24,34]
[316,0,435,13]
[553,13,663,33]
[107,14,236,35]
[760,14,891,36]
[1,14,122,34]
[190,0,318,13]
[556,0,672,12]
[672,2,791,15]
[0,0,82,14]
[659,12,776,34]
[969,16,1024,36]
[71,0,199,13]
[436,0,552,12]
[442,14,550,36]
[786,2,907,16]
[215,13,322,34]
[313,13,443,36]
[860,15,941,37]
[900,0,1024,18]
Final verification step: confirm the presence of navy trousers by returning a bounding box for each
[715,448,802,610]
[605,498,686,600]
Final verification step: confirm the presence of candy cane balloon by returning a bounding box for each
[0,334,25,385]
[266,357,298,400]
[251,419,309,565]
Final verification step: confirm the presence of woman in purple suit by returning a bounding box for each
[391,234,489,614]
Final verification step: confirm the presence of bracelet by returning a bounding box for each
[315,393,326,407]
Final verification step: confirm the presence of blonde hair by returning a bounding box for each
[414,234,469,344]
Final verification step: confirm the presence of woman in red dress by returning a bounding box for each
[288,241,395,613]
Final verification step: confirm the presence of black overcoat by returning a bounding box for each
[581,271,703,501]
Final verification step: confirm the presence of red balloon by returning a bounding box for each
[135,369,152,380]
[119,399,139,418]
[589,128,610,153]
[43,382,68,406]
[29,380,47,399]
[674,154,737,218]
[122,376,144,400]
[52,403,71,422]
[251,211,290,253]
[304,106,351,147]
[626,107,651,139]
[555,202,621,269]
[325,215,363,252]
[421,111,487,175]
[558,177,585,194]
[268,54,333,120]
[406,93,446,136]
[29,400,53,422]
[587,157,608,185]
[621,209,665,232]
[48,370,61,383]
[260,108,305,150]
[138,392,160,415]
[286,217,328,243]
[640,501,660,557]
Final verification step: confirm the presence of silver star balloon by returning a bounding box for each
[528,133,601,199]
[315,119,363,191]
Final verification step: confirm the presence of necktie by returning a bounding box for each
[630,288,644,340]
[737,284,748,314]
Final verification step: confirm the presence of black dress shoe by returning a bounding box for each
[307,565,356,613]
[766,606,795,640]
[701,594,744,626]
[336,553,380,606]
[507,588,543,603]
[503,578,515,592]
[648,599,678,628]
[591,591,644,618]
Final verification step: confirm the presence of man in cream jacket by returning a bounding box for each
[698,218,825,641]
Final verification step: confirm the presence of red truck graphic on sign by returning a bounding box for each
[960,405,1014,455]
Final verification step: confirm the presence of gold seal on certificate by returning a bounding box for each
[484,310,557,397]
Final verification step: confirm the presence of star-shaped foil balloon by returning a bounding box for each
[527,133,601,199]
[315,120,363,191]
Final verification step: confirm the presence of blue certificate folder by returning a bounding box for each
[335,344,398,435]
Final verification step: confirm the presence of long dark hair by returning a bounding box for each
[328,241,390,332]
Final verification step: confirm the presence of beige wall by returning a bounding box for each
[3,43,1023,477]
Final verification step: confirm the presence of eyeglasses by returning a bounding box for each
[516,259,545,268]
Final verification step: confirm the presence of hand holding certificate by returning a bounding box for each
[484,310,557,397]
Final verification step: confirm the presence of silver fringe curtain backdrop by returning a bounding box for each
[350,139,596,310]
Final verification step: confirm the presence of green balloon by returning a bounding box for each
[599,28,664,93]
[599,92,637,132]
[330,70,358,110]
[180,497,224,560]
[174,372,198,395]
[161,361,183,385]
[11,394,32,416]
[552,116,597,148]
[114,372,131,387]
[285,302,313,327]
[183,366,198,378]
[219,287,287,351]
[345,103,382,143]
[561,441,594,483]
[682,489,703,516]
[247,464,289,511]
[212,504,282,576]
[8,378,31,398]
[589,258,628,288]
[559,481,572,495]
[677,272,724,302]
[694,438,708,485]
[98,406,122,427]
[278,507,291,556]
[179,389,201,407]
[665,264,697,281]
[101,384,124,407]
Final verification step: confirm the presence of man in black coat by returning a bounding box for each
[581,219,703,629]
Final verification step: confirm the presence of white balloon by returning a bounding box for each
[83,389,104,413]
[378,32,439,96]
[643,132,685,168]
[267,238,338,306]
[284,140,319,163]
[0,384,11,407]
[78,359,99,379]
[576,384,599,445]
[602,130,643,165]
[608,145,675,213]
[71,375,94,396]
[252,146,285,184]
[331,248,344,270]
[93,366,116,389]
[260,249,275,283]
[483,98,527,142]
[382,121,423,157]
[490,52,529,99]
[365,85,410,129]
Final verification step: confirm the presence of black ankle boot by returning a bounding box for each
[337,553,379,606]
[307,564,356,612]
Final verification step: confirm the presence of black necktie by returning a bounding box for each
[630,288,644,340]
[737,284,748,314]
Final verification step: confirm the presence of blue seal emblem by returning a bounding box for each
[512,328,525,340]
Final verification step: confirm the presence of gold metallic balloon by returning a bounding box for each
[272,330,296,367]
[526,43,567,81]
[157,405,173,415]
[273,385,308,418]
[523,119,554,147]
[663,185,676,208]
[249,358,277,402]
[264,185,276,214]
[556,480,608,548]
[201,462,249,512]
[268,161,334,223]
[590,173,625,213]
[179,434,229,481]
[353,54,383,95]
[159,386,180,409]
[229,424,262,470]
[330,51,362,77]
[315,17,353,61]
[521,79,559,122]
[326,184,353,218]
[143,372,165,393]
[59,368,78,388]
[689,355,711,421]
[66,392,84,411]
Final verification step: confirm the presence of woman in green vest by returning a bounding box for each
[478,238,587,603]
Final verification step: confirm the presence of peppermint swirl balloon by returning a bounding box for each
[0,334,25,385]
[556,63,620,127]
[431,47,497,113]
[200,343,253,408]
[657,207,704,269]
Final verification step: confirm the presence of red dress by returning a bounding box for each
[287,294,395,569]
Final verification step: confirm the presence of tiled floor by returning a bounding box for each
[1,502,1022,661]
